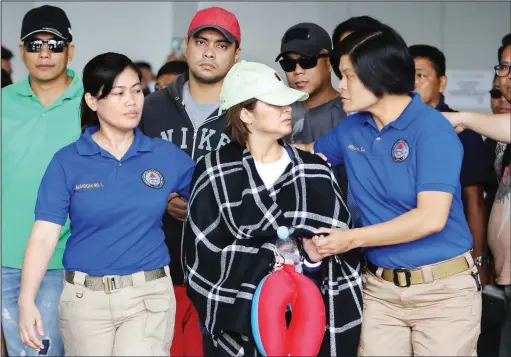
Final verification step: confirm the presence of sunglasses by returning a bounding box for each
[23,38,69,53]
[279,53,329,72]
[489,88,503,99]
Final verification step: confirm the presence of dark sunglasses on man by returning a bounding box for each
[23,38,69,53]
[489,88,503,99]
[279,53,329,72]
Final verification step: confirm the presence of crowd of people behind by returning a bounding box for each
[1,4,510,357]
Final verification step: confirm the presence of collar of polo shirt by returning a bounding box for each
[362,93,422,131]
[76,126,153,157]
[16,69,82,103]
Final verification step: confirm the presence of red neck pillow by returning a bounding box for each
[251,265,326,356]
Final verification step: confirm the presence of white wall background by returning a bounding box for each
[1,1,35,82]
[2,1,510,111]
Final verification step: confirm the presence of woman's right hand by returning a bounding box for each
[18,300,45,352]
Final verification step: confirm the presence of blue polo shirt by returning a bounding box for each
[35,126,196,276]
[314,93,473,268]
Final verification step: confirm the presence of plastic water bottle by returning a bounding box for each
[275,226,302,273]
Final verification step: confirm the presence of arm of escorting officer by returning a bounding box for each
[292,118,347,169]
[312,129,463,256]
[19,156,70,353]
[444,111,511,144]
[166,146,196,222]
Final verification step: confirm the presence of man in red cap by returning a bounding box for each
[139,6,241,356]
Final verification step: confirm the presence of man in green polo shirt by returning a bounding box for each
[1,5,82,356]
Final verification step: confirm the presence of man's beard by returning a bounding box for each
[190,68,226,85]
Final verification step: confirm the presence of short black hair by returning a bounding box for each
[330,16,383,79]
[331,24,415,98]
[157,61,188,78]
[135,61,152,71]
[81,52,142,130]
[1,68,12,88]
[498,33,511,61]
[408,44,446,77]
[2,46,13,60]
[331,16,383,45]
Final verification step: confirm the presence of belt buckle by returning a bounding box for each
[393,268,411,287]
[103,275,121,294]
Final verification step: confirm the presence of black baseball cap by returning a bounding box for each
[20,5,72,41]
[275,23,332,61]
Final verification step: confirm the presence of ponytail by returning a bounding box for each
[80,96,99,132]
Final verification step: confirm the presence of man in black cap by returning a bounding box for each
[276,23,343,146]
[18,4,75,89]
[2,5,82,356]
[276,23,359,223]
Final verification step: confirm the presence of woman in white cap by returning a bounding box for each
[182,61,363,356]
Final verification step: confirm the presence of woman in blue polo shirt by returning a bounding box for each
[17,52,195,356]
[299,25,481,356]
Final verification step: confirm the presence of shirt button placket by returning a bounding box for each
[372,134,382,156]
[116,161,122,180]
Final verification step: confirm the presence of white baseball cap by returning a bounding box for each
[220,61,309,110]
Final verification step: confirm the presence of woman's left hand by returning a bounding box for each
[273,256,296,271]
[312,227,354,257]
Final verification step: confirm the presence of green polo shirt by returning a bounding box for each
[2,69,83,269]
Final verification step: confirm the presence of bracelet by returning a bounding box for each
[303,255,322,268]
[474,256,492,267]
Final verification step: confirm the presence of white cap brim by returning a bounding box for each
[256,86,309,107]
[21,29,69,41]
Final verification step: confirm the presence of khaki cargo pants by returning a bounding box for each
[358,254,482,356]
[59,267,176,356]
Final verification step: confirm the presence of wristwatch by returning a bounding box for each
[474,256,492,267]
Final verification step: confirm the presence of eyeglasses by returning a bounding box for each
[23,38,69,53]
[489,88,503,99]
[279,54,329,72]
[494,64,510,77]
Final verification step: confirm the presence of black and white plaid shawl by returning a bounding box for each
[183,142,363,356]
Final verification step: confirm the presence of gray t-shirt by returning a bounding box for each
[285,96,346,144]
[182,81,221,128]
[283,96,362,226]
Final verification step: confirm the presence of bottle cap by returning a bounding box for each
[277,226,290,239]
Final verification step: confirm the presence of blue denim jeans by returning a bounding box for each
[1,267,64,356]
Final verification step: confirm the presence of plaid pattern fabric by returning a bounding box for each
[183,142,363,356]
[347,186,363,228]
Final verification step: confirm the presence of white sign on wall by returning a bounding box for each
[443,70,495,110]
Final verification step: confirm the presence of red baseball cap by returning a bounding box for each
[187,7,241,46]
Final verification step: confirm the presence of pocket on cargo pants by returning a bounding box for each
[143,277,176,356]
